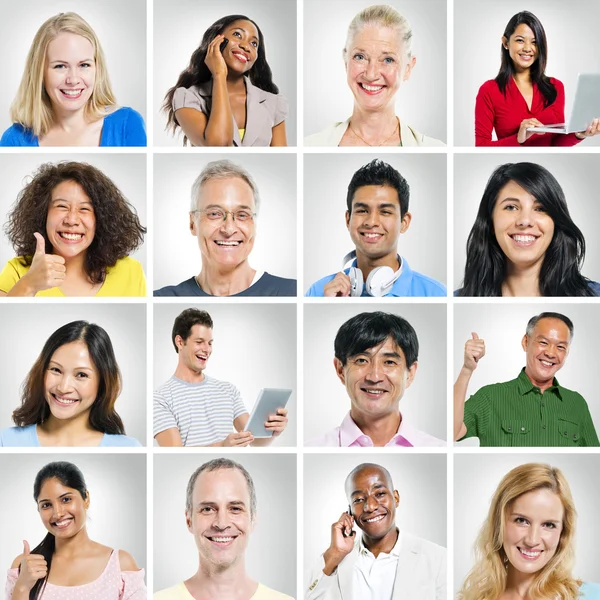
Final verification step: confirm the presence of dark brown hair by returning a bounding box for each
[13,320,125,434]
[4,162,146,284]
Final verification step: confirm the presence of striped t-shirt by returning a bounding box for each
[153,375,248,446]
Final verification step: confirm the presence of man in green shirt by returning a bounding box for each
[453,312,599,447]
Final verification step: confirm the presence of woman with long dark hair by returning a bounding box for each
[163,15,287,147]
[456,162,600,296]
[6,461,146,599]
[0,320,141,446]
[474,11,599,146]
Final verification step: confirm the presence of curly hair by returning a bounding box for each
[4,162,146,285]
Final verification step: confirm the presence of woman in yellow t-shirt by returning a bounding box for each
[0,161,146,297]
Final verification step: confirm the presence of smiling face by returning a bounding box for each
[176,324,213,375]
[190,177,256,272]
[503,23,538,72]
[44,341,99,423]
[219,19,259,74]
[346,185,411,263]
[345,25,414,112]
[522,318,570,388]
[44,32,96,114]
[503,488,563,576]
[335,336,417,422]
[346,465,399,541]
[492,180,554,273]
[46,180,96,261]
[37,477,89,539]
[187,468,254,569]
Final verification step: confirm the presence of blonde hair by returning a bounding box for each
[458,464,582,600]
[10,12,116,137]
[344,5,413,59]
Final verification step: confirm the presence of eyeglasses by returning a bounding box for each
[192,208,256,223]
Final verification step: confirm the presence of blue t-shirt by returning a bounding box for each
[305,258,446,297]
[0,107,146,147]
[0,424,141,447]
[581,582,600,599]
[453,280,600,296]
[154,272,297,297]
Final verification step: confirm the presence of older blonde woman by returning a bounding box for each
[305,4,443,147]
[0,12,146,147]
[458,463,600,600]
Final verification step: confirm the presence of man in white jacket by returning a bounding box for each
[306,463,446,600]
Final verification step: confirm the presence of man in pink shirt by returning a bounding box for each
[305,311,445,447]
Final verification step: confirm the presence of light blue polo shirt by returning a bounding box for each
[0,424,141,447]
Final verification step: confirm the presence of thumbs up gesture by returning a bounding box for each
[16,540,48,592]
[21,233,67,294]
[463,332,486,373]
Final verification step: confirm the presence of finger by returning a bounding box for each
[471,332,479,340]
[276,407,288,416]
[33,233,46,256]
[23,540,30,555]
[49,255,66,265]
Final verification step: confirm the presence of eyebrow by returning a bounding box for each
[197,500,247,509]
[350,483,387,497]
[49,58,94,64]
[535,335,568,345]
[231,27,258,42]
[352,202,399,210]
[48,360,94,372]
[38,492,73,504]
[202,203,254,211]
[51,198,93,205]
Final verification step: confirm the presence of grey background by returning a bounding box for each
[304,454,446,585]
[153,153,296,292]
[153,453,296,595]
[303,153,447,292]
[0,454,146,575]
[0,154,147,273]
[153,303,297,446]
[0,0,147,133]
[0,304,147,445]
[304,303,446,443]
[455,454,600,592]
[454,303,600,447]
[454,0,600,146]
[454,154,600,291]
[303,0,447,143]
[154,0,297,146]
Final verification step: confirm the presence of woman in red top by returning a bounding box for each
[475,11,600,146]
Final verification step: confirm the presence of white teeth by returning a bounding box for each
[55,396,78,404]
[211,537,234,542]
[362,233,382,238]
[53,518,72,528]
[364,389,384,394]
[540,360,554,366]
[512,235,536,242]
[62,90,83,96]
[361,83,383,92]
[215,241,241,246]
[60,232,83,240]
[365,514,385,523]
[233,52,248,63]
[519,548,541,557]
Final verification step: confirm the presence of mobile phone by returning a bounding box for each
[342,505,355,538]
[219,38,229,52]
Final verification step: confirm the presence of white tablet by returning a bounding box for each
[243,388,292,438]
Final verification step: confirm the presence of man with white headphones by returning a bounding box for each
[305,159,446,297]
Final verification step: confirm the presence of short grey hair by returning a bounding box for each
[190,159,260,214]
[525,312,574,340]
[344,5,413,59]
[185,458,257,519]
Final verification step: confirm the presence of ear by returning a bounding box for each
[190,212,197,236]
[403,56,416,82]
[502,36,508,50]
[521,334,528,353]
[345,210,351,230]
[334,357,346,385]
[84,490,90,509]
[393,490,400,507]
[175,334,185,351]
[185,511,193,533]
[405,361,418,389]
[400,211,412,233]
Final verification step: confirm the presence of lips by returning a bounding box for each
[538,358,556,368]
[206,534,238,547]
[214,240,242,248]
[51,517,74,530]
[509,233,539,247]
[52,393,79,407]
[359,82,385,95]
[517,546,542,560]
[60,89,84,99]
[359,231,384,243]
[58,231,84,242]
[360,387,388,400]
[231,50,249,64]
[361,512,387,525]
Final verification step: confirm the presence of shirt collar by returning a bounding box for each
[516,367,563,400]
[358,528,402,557]
[339,412,415,447]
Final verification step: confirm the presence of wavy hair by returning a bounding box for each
[163,14,278,143]
[4,161,146,285]
[458,463,581,600]
[10,12,116,137]
[12,320,125,435]
[457,162,595,296]
[496,11,556,107]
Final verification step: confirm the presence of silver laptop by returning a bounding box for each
[527,73,600,134]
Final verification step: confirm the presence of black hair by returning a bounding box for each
[526,312,574,340]
[457,162,595,297]
[495,11,557,107]
[172,309,214,352]
[163,14,279,142]
[346,159,410,217]
[334,311,418,367]
[27,462,88,600]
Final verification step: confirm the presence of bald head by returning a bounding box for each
[345,463,394,499]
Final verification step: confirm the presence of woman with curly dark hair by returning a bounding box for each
[0,320,141,447]
[163,14,288,147]
[0,161,146,296]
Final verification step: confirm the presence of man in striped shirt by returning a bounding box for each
[454,311,599,446]
[154,308,288,446]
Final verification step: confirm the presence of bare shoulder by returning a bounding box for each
[118,549,140,571]
[11,554,23,569]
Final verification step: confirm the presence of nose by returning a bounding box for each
[364,494,378,513]
[63,207,81,225]
[52,502,65,519]
[523,524,542,547]
[516,207,535,227]
[364,59,379,81]
[64,68,79,85]
[219,213,238,234]
[213,510,231,530]
[365,361,383,383]
[56,373,75,394]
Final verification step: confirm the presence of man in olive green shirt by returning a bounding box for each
[453,312,599,447]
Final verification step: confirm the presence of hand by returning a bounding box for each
[265,407,288,438]
[16,540,47,592]
[222,431,254,447]
[22,233,66,293]
[517,118,545,144]
[575,118,600,139]
[463,332,485,373]
[323,512,356,574]
[323,272,352,297]
[204,34,228,78]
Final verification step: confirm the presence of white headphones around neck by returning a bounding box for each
[342,251,403,297]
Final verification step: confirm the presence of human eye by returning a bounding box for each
[503,203,518,211]
[543,521,556,529]
[62,496,72,503]
[376,490,387,497]
[353,53,365,61]
[235,210,252,221]
[352,497,364,504]
[232,31,242,38]
[383,56,395,64]
[48,366,61,373]
[515,516,528,524]
[40,502,51,509]
[539,340,547,346]
[53,64,66,69]
[207,210,224,220]
[251,40,258,48]
[354,208,368,214]
[384,359,398,366]
[230,506,243,513]
[80,62,92,68]
[76,372,89,378]
[533,204,547,212]
[200,506,214,513]
[354,357,368,365]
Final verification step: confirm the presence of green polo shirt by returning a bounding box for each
[461,368,599,447]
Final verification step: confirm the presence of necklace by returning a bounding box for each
[348,117,401,146]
